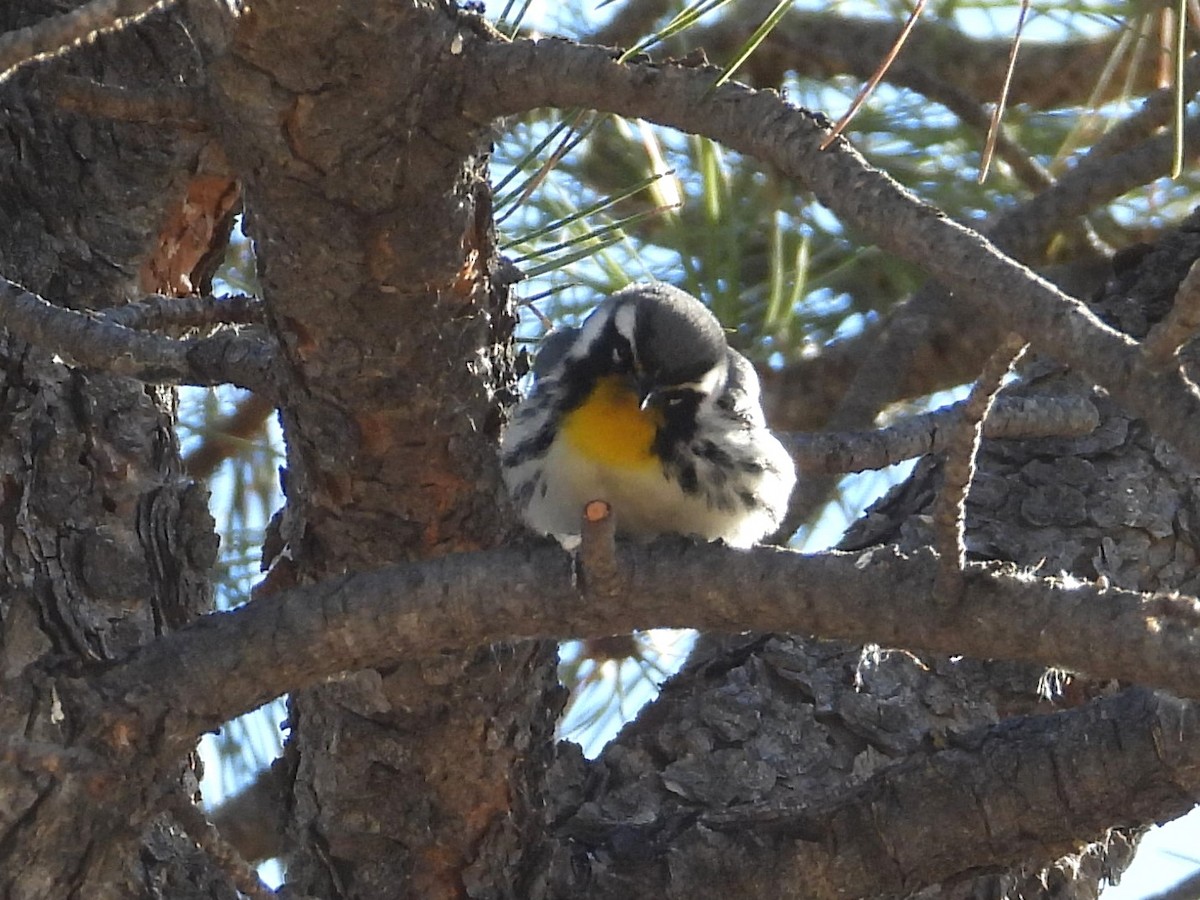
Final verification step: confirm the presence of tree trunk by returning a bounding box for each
[0,2,1197,899]
[205,2,562,896]
[0,2,230,896]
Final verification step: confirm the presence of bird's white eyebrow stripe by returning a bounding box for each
[613,302,638,347]
[674,364,724,396]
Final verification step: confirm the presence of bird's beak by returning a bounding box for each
[637,375,662,412]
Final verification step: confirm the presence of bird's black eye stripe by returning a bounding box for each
[611,337,633,368]
[555,319,633,413]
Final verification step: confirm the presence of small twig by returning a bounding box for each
[0,278,276,394]
[0,0,174,84]
[169,796,276,900]
[783,393,1097,476]
[930,334,1028,602]
[1143,258,1200,367]
[578,500,621,598]
[100,293,264,332]
[50,74,206,127]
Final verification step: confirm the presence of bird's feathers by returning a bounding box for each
[500,282,796,547]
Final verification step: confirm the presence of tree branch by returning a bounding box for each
[558,686,1197,900]
[786,393,1099,475]
[0,278,276,393]
[0,0,174,83]
[795,51,1200,426]
[168,797,275,900]
[657,7,1172,113]
[460,39,1200,473]
[931,336,1027,599]
[770,45,1200,439]
[1089,49,1200,161]
[94,540,1200,759]
[768,87,1184,524]
[208,757,291,864]
[50,74,206,126]
[100,293,264,332]
[183,392,276,479]
[1144,258,1200,367]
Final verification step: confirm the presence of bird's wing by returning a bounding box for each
[718,349,768,427]
[532,326,582,382]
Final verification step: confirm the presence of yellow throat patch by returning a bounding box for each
[562,375,664,468]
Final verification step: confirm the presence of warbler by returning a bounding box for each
[500,282,796,547]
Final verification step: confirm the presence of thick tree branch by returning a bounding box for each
[94,541,1200,759]
[0,0,174,83]
[461,39,1200,472]
[100,293,264,332]
[0,278,276,393]
[561,686,1199,900]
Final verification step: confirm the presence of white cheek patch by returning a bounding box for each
[678,363,726,398]
[568,307,612,362]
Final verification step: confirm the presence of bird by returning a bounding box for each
[500,282,796,548]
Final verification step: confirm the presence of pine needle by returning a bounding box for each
[500,171,675,250]
[618,0,733,62]
[821,0,928,150]
[712,0,794,90]
[979,0,1030,183]
[497,111,608,220]
[518,206,677,279]
[1172,0,1187,178]
[501,0,536,38]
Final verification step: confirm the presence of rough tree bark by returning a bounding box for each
[0,2,231,896]
[1,2,1199,900]
[204,3,562,897]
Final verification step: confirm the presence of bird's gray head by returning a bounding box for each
[554,282,730,416]
[615,283,728,394]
